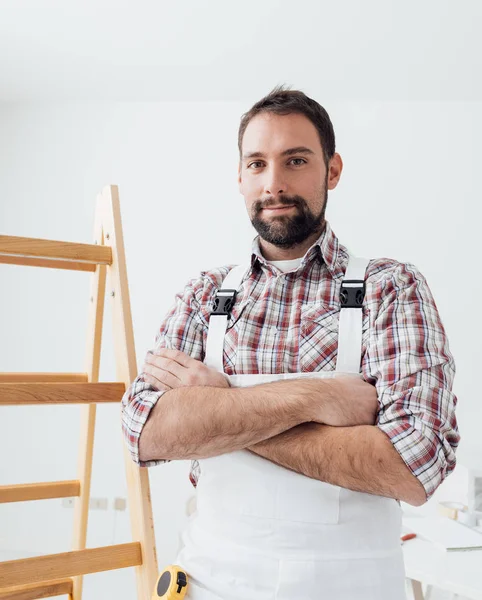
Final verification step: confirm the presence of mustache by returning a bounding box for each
[255,197,303,211]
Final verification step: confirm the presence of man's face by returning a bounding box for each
[238,112,340,250]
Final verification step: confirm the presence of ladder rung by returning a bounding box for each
[0,577,73,599]
[0,235,112,269]
[0,543,142,588]
[0,373,88,383]
[0,382,126,405]
[0,254,97,272]
[0,481,80,504]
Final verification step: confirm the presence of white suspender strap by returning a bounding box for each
[203,265,248,372]
[204,256,370,374]
[335,255,370,374]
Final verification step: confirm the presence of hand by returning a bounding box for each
[142,348,231,392]
[308,376,379,427]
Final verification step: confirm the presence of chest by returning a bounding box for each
[197,271,372,375]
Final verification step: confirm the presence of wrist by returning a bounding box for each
[267,378,328,424]
[297,378,336,423]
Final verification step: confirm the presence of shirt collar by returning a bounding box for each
[250,220,346,279]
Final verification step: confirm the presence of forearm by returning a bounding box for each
[249,423,427,506]
[139,379,323,462]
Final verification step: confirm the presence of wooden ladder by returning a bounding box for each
[0,185,158,600]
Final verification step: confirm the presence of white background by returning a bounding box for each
[0,2,481,599]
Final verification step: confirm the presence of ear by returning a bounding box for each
[327,153,343,190]
[238,162,243,193]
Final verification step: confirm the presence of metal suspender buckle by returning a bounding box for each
[211,289,237,316]
[340,279,365,308]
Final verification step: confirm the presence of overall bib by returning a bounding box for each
[175,255,406,599]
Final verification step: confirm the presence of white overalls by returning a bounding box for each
[175,255,406,600]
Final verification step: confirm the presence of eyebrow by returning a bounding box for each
[242,146,315,161]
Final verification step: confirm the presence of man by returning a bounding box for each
[122,85,459,599]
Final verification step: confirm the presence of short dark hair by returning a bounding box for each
[238,84,336,168]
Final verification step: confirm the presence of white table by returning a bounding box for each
[403,532,482,599]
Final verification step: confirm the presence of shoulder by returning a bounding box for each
[366,257,425,284]
[339,237,426,292]
[364,257,432,309]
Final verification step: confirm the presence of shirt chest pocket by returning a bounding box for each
[299,303,369,372]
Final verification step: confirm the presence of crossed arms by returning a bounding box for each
[137,373,427,506]
[123,262,459,508]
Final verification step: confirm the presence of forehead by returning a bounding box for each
[242,112,322,156]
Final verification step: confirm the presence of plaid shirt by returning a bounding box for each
[121,221,459,499]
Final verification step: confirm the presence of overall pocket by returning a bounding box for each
[234,453,341,525]
[273,472,341,524]
[199,452,341,525]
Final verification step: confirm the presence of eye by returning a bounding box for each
[247,161,263,169]
[247,158,307,169]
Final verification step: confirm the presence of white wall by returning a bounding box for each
[0,101,480,598]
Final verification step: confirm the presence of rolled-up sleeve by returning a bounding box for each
[121,276,205,466]
[364,262,460,501]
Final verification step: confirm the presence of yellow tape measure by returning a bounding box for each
[152,565,189,599]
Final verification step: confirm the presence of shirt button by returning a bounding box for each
[270,326,278,335]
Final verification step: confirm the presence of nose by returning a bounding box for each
[263,165,287,197]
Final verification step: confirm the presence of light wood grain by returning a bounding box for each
[0,235,112,265]
[72,193,107,600]
[0,481,80,503]
[0,577,73,600]
[0,543,142,588]
[101,185,158,599]
[0,186,158,600]
[0,373,88,383]
[0,382,125,405]
[0,254,97,272]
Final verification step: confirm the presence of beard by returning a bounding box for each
[250,183,328,250]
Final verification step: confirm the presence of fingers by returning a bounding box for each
[151,348,199,369]
[143,372,171,392]
[143,347,208,389]
[145,351,185,381]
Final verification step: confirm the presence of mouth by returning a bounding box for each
[262,205,296,214]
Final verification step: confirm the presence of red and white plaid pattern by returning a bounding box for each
[121,221,459,499]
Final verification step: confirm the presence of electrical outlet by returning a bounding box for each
[113,497,127,511]
[468,470,482,515]
[61,497,109,510]
[89,497,108,510]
